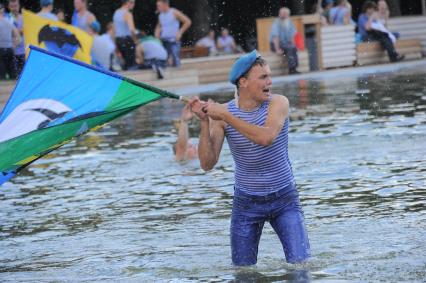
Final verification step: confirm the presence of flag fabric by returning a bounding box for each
[0,45,181,185]
[22,9,93,64]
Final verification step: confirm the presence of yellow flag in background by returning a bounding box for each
[23,9,93,64]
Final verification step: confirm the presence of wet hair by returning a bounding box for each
[362,1,377,13]
[236,57,268,88]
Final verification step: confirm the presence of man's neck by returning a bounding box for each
[238,91,262,111]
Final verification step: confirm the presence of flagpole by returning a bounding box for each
[122,76,189,103]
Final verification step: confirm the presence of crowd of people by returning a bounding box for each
[0,0,194,80]
[0,0,408,81]
[268,0,405,75]
[319,0,404,62]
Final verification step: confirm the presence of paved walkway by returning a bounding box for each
[174,58,426,96]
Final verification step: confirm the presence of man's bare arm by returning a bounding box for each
[174,9,192,40]
[198,119,225,171]
[205,95,289,146]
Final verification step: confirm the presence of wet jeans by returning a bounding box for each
[161,40,181,67]
[231,183,310,266]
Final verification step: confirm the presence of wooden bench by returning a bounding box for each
[122,68,199,90]
[180,46,209,58]
[388,16,426,56]
[356,39,422,66]
[181,54,240,84]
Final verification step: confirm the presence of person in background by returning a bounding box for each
[328,0,350,25]
[189,50,311,265]
[217,28,237,55]
[38,0,58,21]
[72,0,96,32]
[113,0,137,71]
[270,7,299,74]
[103,22,123,71]
[55,8,66,22]
[89,21,114,71]
[0,3,19,80]
[155,0,191,68]
[322,0,334,25]
[377,0,400,39]
[7,0,25,76]
[196,29,217,56]
[377,0,390,27]
[358,1,403,62]
[174,104,198,162]
[135,31,168,79]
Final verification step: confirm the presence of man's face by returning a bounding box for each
[366,7,375,16]
[74,0,84,11]
[378,1,387,11]
[8,0,20,13]
[156,1,166,12]
[242,64,272,102]
[279,9,289,20]
[129,0,135,10]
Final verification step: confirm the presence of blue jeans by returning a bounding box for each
[162,40,181,67]
[270,42,299,71]
[140,58,167,69]
[231,183,310,266]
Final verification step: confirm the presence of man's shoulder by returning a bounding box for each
[271,94,288,103]
[270,94,289,109]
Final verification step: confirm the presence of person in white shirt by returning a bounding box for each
[217,28,236,54]
[196,29,217,56]
[89,21,116,71]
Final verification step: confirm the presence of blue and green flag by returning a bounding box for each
[0,46,182,185]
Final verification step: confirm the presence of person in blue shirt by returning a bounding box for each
[155,0,191,68]
[329,0,350,25]
[72,0,97,32]
[135,32,168,79]
[189,51,310,266]
[37,0,58,21]
[357,1,403,62]
[7,0,25,76]
[270,7,299,74]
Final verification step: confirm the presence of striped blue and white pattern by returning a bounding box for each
[225,98,295,196]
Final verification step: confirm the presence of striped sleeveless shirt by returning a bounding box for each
[225,98,295,196]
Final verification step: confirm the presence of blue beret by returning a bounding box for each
[40,0,53,7]
[229,50,261,85]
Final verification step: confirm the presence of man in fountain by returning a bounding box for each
[173,104,198,162]
[189,50,310,265]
